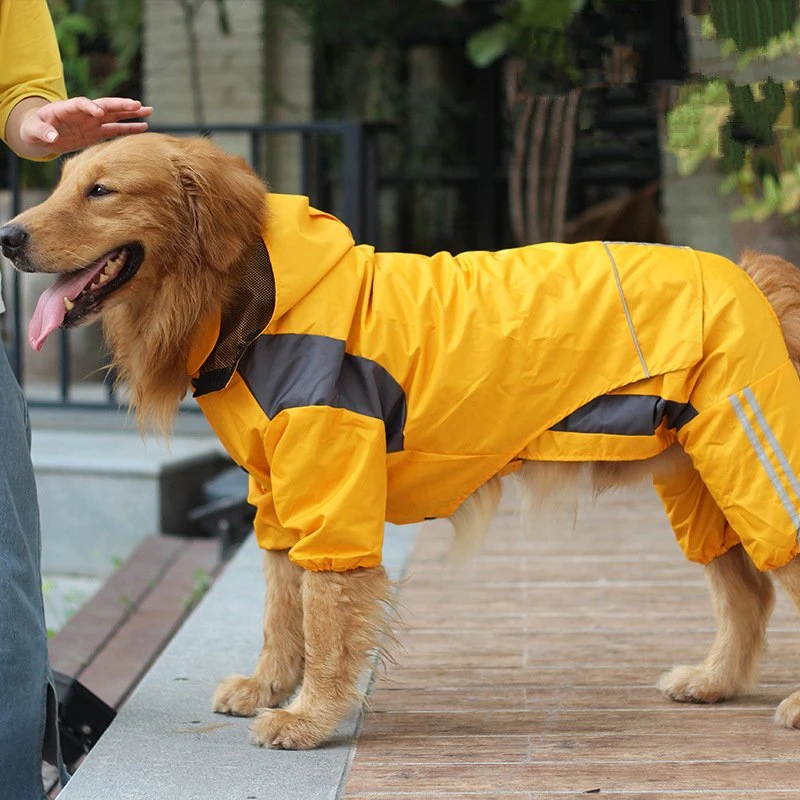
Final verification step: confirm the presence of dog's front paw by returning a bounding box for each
[775,691,800,728]
[212,673,291,717]
[657,665,734,704]
[249,708,327,750]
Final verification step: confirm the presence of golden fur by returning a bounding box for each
[8,132,800,749]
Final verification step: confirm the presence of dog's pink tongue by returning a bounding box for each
[29,267,103,351]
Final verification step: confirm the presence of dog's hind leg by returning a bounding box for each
[659,544,774,703]
[769,556,800,727]
[212,549,305,716]
[249,565,391,749]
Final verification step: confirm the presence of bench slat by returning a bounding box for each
[76,539,221,708]
[49,535,186,679]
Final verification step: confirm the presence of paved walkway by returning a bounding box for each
[343,481,800,799]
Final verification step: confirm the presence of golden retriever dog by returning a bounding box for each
[5,132,800,751]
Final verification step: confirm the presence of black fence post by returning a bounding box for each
[363,126,379,246]
[300,131,312,197]
[473,64,499,250]
[340,122,365,243]
[58,329,71,403]
[249,130,262,176]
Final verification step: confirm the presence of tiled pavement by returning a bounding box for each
[342,480,800,799]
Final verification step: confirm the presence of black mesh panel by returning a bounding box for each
[192,240,275,396]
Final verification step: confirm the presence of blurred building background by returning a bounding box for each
[5,0,798,256]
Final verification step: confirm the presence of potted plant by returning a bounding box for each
[666,0,799,259]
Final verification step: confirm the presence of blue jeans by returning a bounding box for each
[0,345,66,799]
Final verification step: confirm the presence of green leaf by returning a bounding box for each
[56,14,96,39]
[794,86,800,127]
[719,38,738,58]
[779,169,800,215]
[763,173,782,207]
[731,203,757,221]
[699,14,717,39]
[752,201,774,222]
[710,0,797,51]
[719,172,741,195]
[666,81,732,174]
[435,0,466,6]
[720,122,746,171]
[518,0,578,30]
[466,22,514,68]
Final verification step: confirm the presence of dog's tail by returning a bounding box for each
[740,250,800,375]
[449,462,592,558]
[449,474,504,559]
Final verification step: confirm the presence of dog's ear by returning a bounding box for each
[170,137,267,271]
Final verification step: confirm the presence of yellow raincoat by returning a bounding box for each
[188,195,800,573]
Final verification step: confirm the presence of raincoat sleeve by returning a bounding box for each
[263,405,387,572]
[247,474,300,552]
[0,0,67,158]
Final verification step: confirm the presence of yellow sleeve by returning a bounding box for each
[264,405,387,572]
[247,473,300,552]
[0,0,67,149]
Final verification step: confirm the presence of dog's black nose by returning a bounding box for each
[0,223,28,258]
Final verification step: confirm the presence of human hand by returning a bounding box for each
[18,96,152,156]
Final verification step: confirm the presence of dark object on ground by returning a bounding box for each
[189,466,255,560]
[52,670,116,771]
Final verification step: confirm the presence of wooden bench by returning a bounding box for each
[44,534,224,796]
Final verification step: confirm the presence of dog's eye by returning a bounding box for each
[87,184,113,198]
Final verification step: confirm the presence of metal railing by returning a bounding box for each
[1,121,390,410]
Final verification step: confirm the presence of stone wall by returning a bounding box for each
[261,4,313,193]
[144,0,266,159]
[143,0,313,191]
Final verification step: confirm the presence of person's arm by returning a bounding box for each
[6,95,152,160]
[0,1,151,160]
[0,0,66,159]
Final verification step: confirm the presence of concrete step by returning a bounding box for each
[31,427,230,578]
